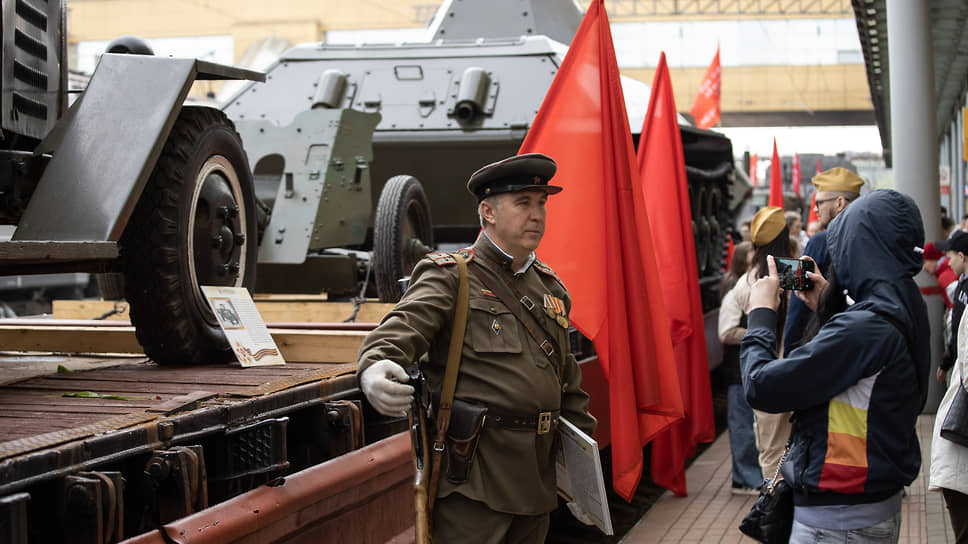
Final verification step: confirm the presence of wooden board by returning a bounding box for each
[51,299,394,323]
[0,324,370,363]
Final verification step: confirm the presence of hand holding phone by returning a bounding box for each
[774,257,815,291]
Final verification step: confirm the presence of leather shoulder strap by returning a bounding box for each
[470,252,565,379]
[433,253,469,448]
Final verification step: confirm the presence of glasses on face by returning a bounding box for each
[814,196,839,211]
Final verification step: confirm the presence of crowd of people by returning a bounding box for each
[355,151,966,543]
[718,168,968,543]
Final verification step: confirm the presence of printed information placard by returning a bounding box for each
[200,285,285,367]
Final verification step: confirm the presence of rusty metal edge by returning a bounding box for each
[120,432,413,544]
[0,412,159,459]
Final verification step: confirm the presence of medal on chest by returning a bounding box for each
[543,294,569,329]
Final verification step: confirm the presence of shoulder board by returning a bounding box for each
[426,249,475,266]
[426,252,457,266]
[533,260,561,281]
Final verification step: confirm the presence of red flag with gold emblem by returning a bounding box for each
[638,52,714,496]
[690,47,721,129]
[519,0,681,501]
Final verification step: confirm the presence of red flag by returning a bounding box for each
[792,153,801,197]
[816,157,823,175]
[690,47,721,129]
[519,0,681,501]
[808,192,819,224]
[639,53,715,496]
[750,153,758,187]
[769,139,784,208]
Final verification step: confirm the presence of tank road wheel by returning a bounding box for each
[373,175,434,302]
[120,107,257,365]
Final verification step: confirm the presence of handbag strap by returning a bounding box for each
[765,443,790,494]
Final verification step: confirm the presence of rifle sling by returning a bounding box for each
[427,252,469,512]
[470,252,565,381]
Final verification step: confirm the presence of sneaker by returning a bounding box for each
[731,484,760,496]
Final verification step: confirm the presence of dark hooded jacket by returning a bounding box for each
[741,189,930,506]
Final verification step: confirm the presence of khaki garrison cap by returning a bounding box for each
[812,167,864,195]
[751,206,786,247]
[467,153,562,202]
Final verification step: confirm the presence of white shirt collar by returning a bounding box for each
[482,231,535,275]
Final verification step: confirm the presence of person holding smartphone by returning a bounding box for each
[719,206,795,487]
[784,168,865,352]
[742,190,929,543]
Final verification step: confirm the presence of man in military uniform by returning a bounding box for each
[357,153,597,543]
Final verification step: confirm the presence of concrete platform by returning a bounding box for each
[622,414,954,543]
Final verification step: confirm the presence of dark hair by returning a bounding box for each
[802,263,848,344]
[753,225,792,351]
[720,241,753,298]
[943,216,955,230]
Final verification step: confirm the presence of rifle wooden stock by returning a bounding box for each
[411,407,433,544]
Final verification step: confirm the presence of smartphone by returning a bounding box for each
[774,257,815,291]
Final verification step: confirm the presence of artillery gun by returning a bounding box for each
[0,1,268,364]
[223,0,735,313]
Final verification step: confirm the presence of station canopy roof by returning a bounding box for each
[852,0,968,166]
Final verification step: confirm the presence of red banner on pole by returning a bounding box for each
[769,139,784,208]
[792,153,801,197]
[690,47,721,130]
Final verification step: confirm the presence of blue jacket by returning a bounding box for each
[742,190,930,505]
[784,230,829,351]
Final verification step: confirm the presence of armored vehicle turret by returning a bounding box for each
[223,0,734,310]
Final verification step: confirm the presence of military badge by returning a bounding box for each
[543,294,568,328]
[481,288,497,298]
[491,319,501,335]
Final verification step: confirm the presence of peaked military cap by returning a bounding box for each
[467,153,562,202]
[750,206,786,247]
[812,167,864,195]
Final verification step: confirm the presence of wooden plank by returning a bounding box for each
[52,299,394,323]
[0,325,369,363]
[0,241,118,263]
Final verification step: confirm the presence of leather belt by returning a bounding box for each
[487,408,560,435]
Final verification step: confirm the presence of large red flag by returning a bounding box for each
[519,0,683,501]
[769,139,784,208]
[639,53,715,496]
[792,153,801,197]
[690,46,721,129]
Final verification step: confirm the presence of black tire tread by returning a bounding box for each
[121,107,254,364]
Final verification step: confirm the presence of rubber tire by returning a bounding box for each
[120,107,257,365]
[373,175,434,302]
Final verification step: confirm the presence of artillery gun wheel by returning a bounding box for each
[120,107,257,364]
[373,175,434,302]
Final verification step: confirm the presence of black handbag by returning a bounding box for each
[941,380,968,447]
[739,446,793,543]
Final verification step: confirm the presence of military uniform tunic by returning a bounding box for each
[357,234,596,515]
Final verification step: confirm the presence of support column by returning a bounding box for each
[887,0,943,412]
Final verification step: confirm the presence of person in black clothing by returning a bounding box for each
[939,231,968,383]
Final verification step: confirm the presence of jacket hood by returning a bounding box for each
[827,189,924,298]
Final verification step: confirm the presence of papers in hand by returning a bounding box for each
[556,417,614,535]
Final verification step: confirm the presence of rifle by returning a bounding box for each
[408,364,433,544]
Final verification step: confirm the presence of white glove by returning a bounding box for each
[360,359,414,416]
[567,501,596,526]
